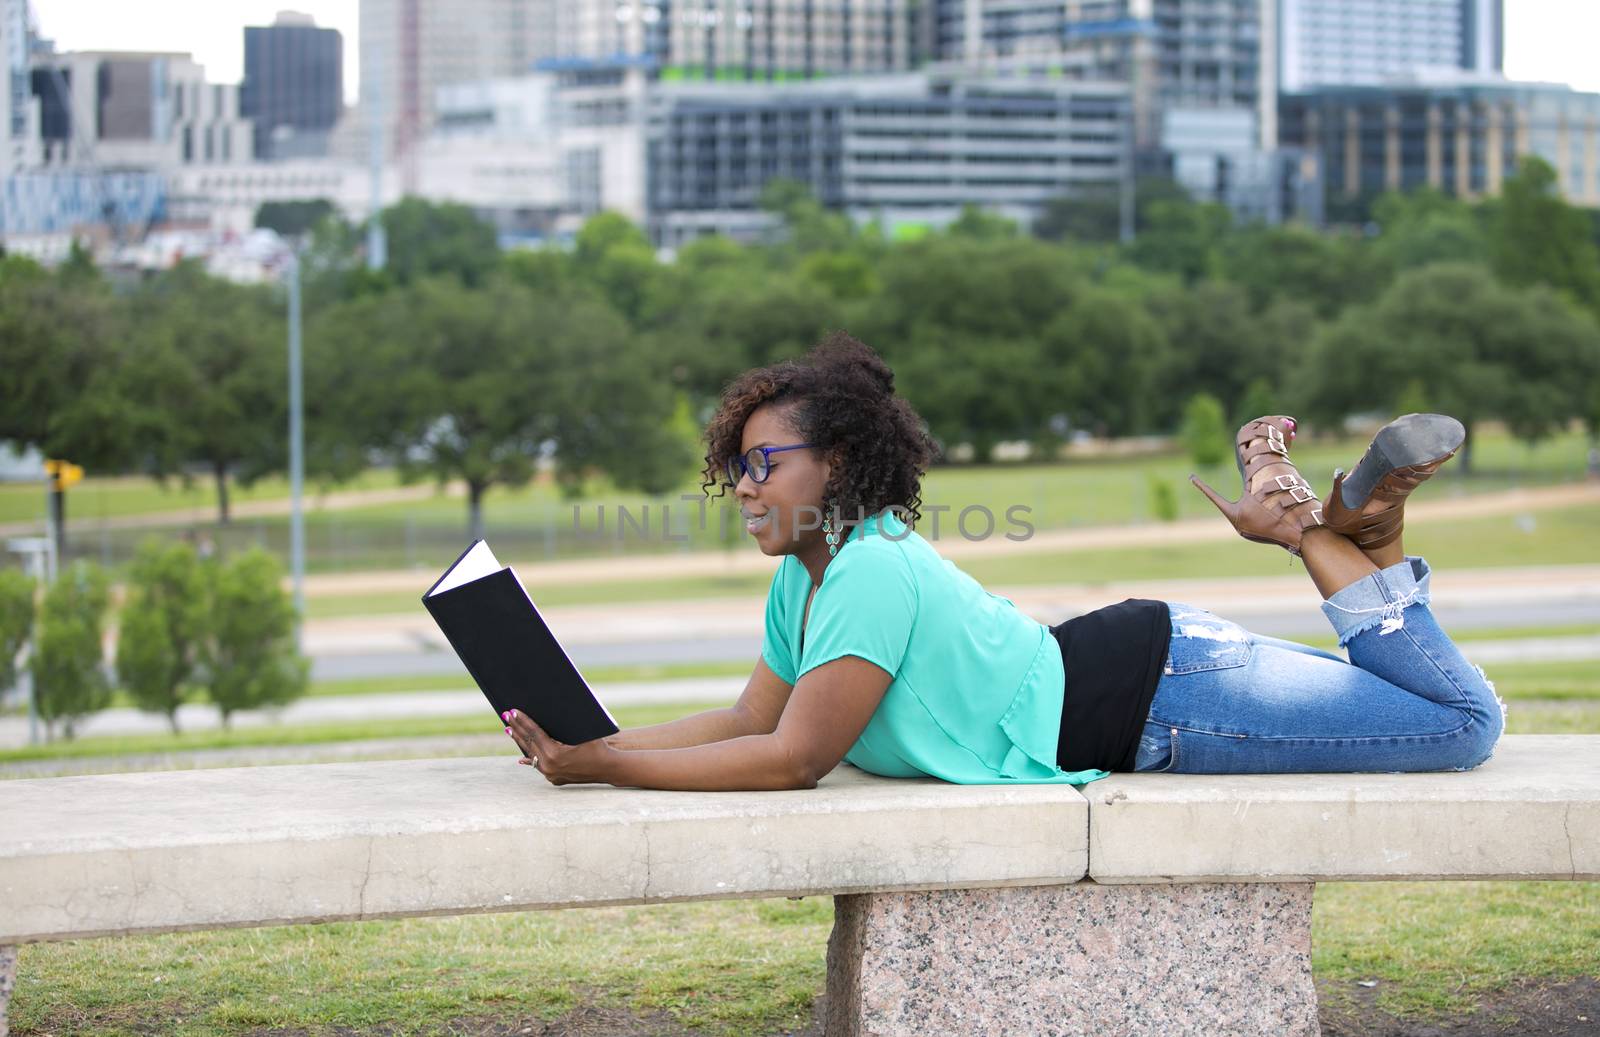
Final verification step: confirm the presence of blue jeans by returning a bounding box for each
[1132,556,1506,774]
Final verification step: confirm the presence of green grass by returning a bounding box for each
[1312,881,1600,1018]
[1501,699,1600,733]
[8,697,1600,1034]
[14,880,1598,1036]
[1476,660,1600,701]
[1293,622,1600,650]
[0,469,405,526]
[298,502,1600,618]
[27,426,1595,576]
[12,898,831,1037]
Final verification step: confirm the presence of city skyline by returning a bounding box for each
[30,0,1600,106]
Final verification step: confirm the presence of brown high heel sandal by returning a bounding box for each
[1321,413,1465,550]
[1191,415,1326,556]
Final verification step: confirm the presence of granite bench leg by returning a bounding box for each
[0,944,15,1037]
[824,882,1317,1037]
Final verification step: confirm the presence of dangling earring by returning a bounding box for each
[823,499,840,558]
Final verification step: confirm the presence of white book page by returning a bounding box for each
[427,540,503,596]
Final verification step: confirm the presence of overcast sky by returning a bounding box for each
[31,0,1600,106]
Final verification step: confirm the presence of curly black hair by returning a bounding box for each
[699,332,939,528]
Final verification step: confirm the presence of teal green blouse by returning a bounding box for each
[760,508,1108,786]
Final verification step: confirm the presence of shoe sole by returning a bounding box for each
[1338,413,1466,509]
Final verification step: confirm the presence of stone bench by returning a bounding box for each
[2,734,1596,1036]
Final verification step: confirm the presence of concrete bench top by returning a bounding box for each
[1088,734,1599,883]
[0,757,1088,944]
[2,735,1595,946]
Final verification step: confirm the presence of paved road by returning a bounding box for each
[305,564,1600,680]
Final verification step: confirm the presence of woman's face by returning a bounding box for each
[733,403,832,557]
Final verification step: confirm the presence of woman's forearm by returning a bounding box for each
[605,705,761,751]
[605,732,816,791]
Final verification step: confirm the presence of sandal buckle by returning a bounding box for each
[1272,472,1318,503]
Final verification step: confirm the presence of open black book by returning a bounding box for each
[422,540,619,745]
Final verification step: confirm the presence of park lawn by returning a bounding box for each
[0,469,405,526]
[31,426,1594,576]
[11,695,1599,1035]
[298,501,1600,618]
[13,881,1597,1036]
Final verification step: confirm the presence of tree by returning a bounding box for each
[30,561,112,740]
[1297,264,1600,471]
[1219,225,1389,319]
[255,199,336,239]
[122,262,288,523]
[335,274,694,536]
[571,212,677,328]
[201,548,308,728]
[1235,378,1280,430]
[0,256,135,470]
[759,179,863,257]
[1148,477,1180,522]
[1370,189,1487,271]
[798,250,880,301]
[1125,197,1232,283]
[895,333,1050,462]
[1034,177,1191,244]
[864,235,1087,350]
[1489,156,1600,319]
[1181,393,1230,469]
[659,269,843,404]
[1145,281,1278,429]
[381,198,501,288]
[1039,289,1168,437]
[115,539,207,733]
[0,568,34,703]
[946,205,1019,241]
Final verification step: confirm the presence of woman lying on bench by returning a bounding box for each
[505,333,1505,789]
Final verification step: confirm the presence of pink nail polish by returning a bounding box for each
[510,709,518,719]
[505,726,512,735]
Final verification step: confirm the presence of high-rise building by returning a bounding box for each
[539,0,917,80]
[646,71,1132,246]
[347,0,923,183]
[1280,81,1600,213]
[1279,0,1503,92]
[2,0,41,175]
[30,51,253,169]
[241,11,343,159]
[929,0,1272,149]
[348,0,543,168]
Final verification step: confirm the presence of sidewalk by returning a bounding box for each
[0,677,747,749]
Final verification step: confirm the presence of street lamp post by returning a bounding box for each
[287,251,306,643]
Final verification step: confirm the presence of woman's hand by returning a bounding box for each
[503,709,616,786]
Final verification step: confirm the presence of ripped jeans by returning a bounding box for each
[1132,556,1506,774]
